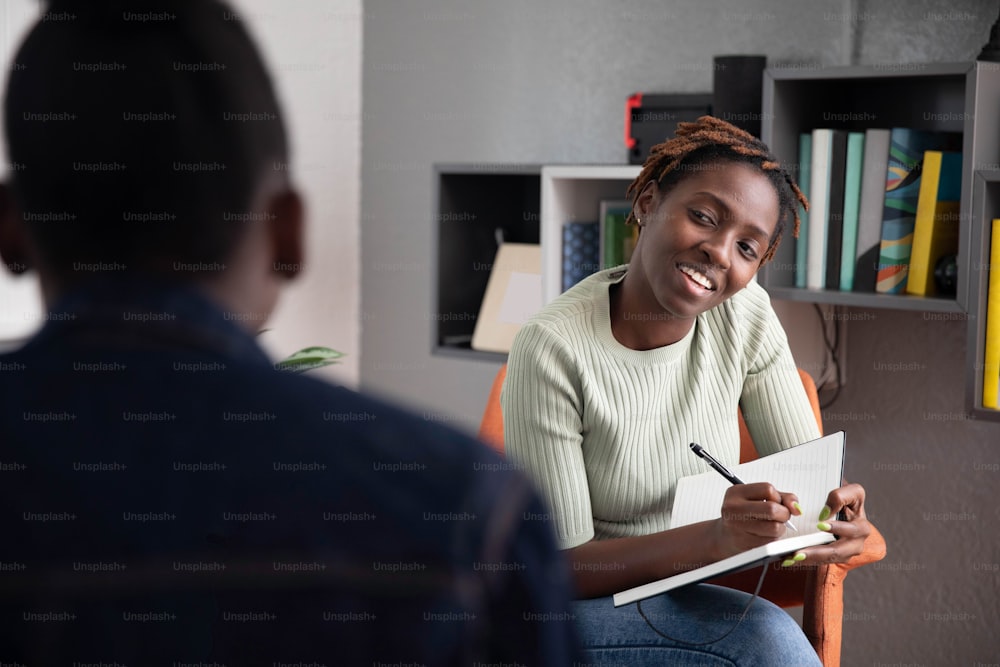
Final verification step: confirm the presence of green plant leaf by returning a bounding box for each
[274,346,344,374]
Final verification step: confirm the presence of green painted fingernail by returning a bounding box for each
[792,502,803,515]
[782,553,806,567]
[817,521,832,532]
[819,506,832,521]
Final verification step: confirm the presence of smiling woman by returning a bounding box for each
[502,116,873,666]
[614,160,784,350]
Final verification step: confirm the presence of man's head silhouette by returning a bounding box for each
[1,0,304,324]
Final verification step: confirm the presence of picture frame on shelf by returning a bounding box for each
[470,243,542,354]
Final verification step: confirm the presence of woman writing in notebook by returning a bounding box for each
[503,116,872,666]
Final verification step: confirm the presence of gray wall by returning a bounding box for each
[361,1,1000,663]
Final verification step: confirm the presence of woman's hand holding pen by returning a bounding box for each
[711,482,803,558]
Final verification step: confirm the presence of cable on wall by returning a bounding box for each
[813,304,842,409]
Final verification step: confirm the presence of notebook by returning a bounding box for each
[613,431,846,607]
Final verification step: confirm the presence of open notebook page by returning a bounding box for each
[670,431,846,535]
[613,432,845,607]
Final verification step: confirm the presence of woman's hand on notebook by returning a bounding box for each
[781,481,871,566]
[713,482,803,557]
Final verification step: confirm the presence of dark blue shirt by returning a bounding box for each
[0,279,580,666]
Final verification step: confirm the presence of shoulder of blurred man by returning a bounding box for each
[0,279,580,662]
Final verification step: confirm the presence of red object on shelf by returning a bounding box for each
[624,92,712,164]
[624,92,643,150]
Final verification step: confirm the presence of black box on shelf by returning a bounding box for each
[712,55,767,138]
[625,93,712,165]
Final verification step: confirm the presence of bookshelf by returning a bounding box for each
[759,61,999,311]
[432,164,640,360]
[966,170,1000,421]
[433,164,540,361]
[434,62,1000,419]
[539,165,642,304]
[760,61,1000,420]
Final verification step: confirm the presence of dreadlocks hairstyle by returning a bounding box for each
[624,115,808,263]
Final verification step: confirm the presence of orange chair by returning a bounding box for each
[479,363,886,667]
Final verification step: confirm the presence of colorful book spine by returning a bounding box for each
[795,133,811,289]
[824,130,849,289]
[839,132,865,291]
[983,219,1000,409]
[562,221,600,291]
[904,151,963,297]
[807,129,833,290]
[875,128,961,294]
[853,129,891,292]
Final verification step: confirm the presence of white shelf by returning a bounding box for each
[540,165,642,304]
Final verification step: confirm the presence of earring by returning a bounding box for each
[636,217,642,226]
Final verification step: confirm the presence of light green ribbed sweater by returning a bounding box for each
[502,268,821,550]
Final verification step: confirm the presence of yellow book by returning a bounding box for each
[984,219,1000,409]
[905,151,962,296]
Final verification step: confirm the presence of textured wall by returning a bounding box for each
[829,308,999,665]
[838,2,1000,663]
[361,0,1000,663]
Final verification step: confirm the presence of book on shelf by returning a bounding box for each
[838,132,865,291]
[853,129,892,293]
[904,151,963,297]
[823,130,850,290]
[561,221,600,292]
[984,219,1000,410]
[875,128,962,294]
[806,129,837,289]
[613,432,846,606]
[598,200,635,269]
[795,133,811,289]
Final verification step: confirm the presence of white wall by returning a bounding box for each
[233,0,362,385]
[0,0,43,347]
[0,0,363,383]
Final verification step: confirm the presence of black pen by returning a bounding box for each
[689,442,797,532]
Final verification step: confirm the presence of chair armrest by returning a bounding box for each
[830,524,886,580]
[828,520,887,579]
[478,365,508,454]
[803,521,887,666]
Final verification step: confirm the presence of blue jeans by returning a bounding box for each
[572,584,822,667]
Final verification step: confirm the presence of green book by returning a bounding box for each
[599,200,633,269]
[796,133,811,288]
[839,132,865,291]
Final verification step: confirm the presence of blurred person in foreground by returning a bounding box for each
[0,1,579,664]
